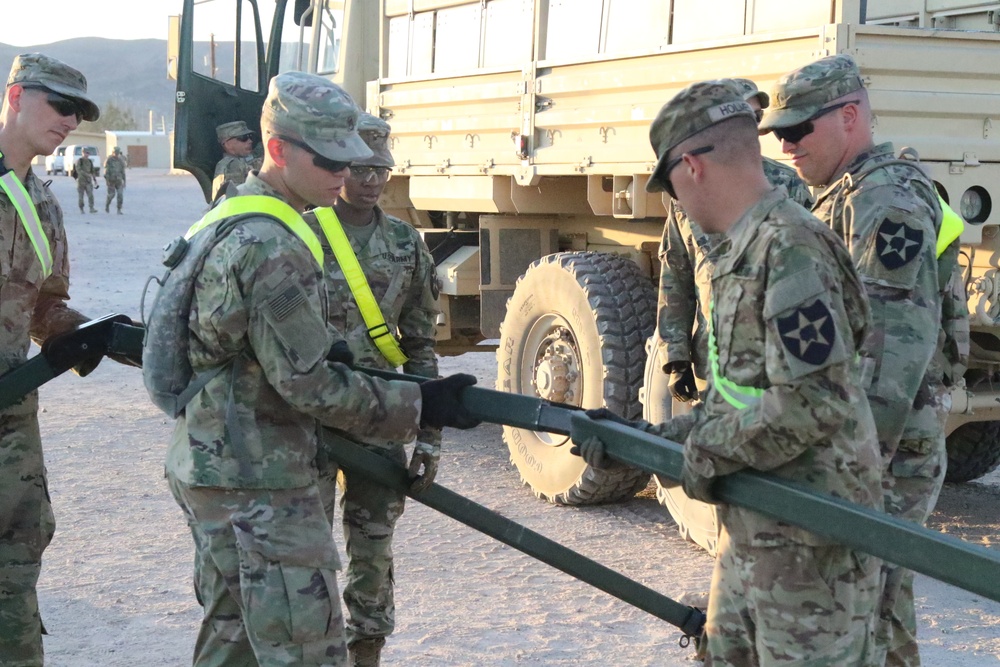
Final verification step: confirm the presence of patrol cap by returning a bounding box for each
[646,79,755,193]
[731,78,769,109]
[758,54,864,132]
[113,146,122,154]
[261,71,372,162]
[216,120,253,143]
[353,112,394,167]
[6,52,100,122]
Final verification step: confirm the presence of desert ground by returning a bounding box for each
[27,169,1000,665]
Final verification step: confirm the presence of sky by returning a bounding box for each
[0,1,185,46]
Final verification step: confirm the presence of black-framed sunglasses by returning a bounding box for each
[662,145,714,200]
[753,109,765,124]
[772,100,859,144]
[233,134,254,142]
[22,85,83,122]
[276,135,351,174]
[349,165,392,182]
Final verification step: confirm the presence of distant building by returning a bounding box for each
[33,130,105,170]
[105,130,171,170]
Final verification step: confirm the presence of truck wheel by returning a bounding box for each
[639,336,720,556]
[945,420,1000,483]
[498,251,654,504]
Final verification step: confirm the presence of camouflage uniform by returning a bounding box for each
[103,148,126,213]
[655,157,812,383]
[0,53,99,667]
[644,81,883,665]
[304,113,441,663]
[760,55,945,667]
[213,120,261,200]
[74,154,96,213]
[165,74,424,667]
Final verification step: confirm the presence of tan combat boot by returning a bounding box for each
[349,637,385,667]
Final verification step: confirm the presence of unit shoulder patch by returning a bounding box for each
[875,218,923,270]
[776,299,836,365]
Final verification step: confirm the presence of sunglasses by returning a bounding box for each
[349,165,392,183]
[22,85,83,122]
[662,145,715,200]
[276,135,351,174]
[233,134,254,142]
[772,100,859,144]
[754,109,764,124]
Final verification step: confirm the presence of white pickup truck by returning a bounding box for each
[47,144,101,177]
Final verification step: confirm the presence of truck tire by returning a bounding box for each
[497,251,654,504]
[945,420,1000,483]
[639,336,720,556]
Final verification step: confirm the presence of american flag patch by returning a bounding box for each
[268,285,305,321]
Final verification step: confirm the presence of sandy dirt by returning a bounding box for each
[26,170,1000,665]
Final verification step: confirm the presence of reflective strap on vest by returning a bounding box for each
[313,207,409,368]
[185,195,324,268]
[0,163,53,279]
[937,196,964,258]
[708,300,763,410]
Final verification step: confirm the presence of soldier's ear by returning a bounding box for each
[267,136,288,167]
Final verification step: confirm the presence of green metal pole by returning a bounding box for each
[323,431,706,640]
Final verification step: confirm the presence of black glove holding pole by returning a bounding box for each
[419,373,481,429]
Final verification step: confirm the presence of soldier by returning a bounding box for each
[576,80,883,664]
[0,52,105,665]
[759,54,954,666]
[103,146,126,214]
[656,77,812,403]
[74,146,97,213]
[163,71,480,666]
[303,113,440,667]
[212,120,260,200]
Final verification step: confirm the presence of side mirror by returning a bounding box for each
[294,0,313,27]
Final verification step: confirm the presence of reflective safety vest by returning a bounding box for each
[185,195,324,268]
[313,207,409,367]
[937,196,964,258]
[707,301,763,410]
[0,151,53,279]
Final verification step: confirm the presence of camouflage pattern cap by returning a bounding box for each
[731,78,769,109]
[353,112,394,167]
[261,71,372,162]
[216,120,253,143]
[646,79,755,193]
[6,52,100,122]
[113,146,122,154]
[758,54,864,132]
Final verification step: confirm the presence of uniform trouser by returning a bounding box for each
[168,474,348,667]
[105,179,124,211]
[76,181,94,210]
[0,413,54,667]
[704,527,881,667]
[318,439,407,648]
[873,440,947,667]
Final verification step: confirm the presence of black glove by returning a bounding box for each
[418,373,481,429]
[326,340,354,367]
[569,435,611,469]
[682,449,718,504]
[666,362,698,402]
[583,407,639,428]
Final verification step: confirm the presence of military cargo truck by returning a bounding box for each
[171,0,1000,553]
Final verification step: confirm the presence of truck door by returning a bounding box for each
[172,0,308,202]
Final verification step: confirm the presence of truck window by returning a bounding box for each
[189,0,264,92]
[315,2,344,75]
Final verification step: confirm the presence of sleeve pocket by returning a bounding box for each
[259,277,328,374]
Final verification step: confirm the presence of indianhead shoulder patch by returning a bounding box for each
[776,299,836,365]
[876,218,923,270]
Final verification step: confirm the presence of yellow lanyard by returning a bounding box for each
[0,153,53,279]
[313,207,409,367]
[936,196,964,258]
[186,195,324,269]
[707,300,763,410]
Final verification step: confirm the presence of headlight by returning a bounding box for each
[961,187,992,224]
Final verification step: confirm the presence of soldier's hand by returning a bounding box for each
[583,407,639,428]
[666,362,698,402]
[570,435,611,469]
[418,373,481,429]
[682,446,718,504]
[325,340,354,367]
[407,440,440,493]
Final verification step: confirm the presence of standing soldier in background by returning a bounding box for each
[74,146,97,213]
[103,146,126,214]
[161,72,479,666]
[0,52,103,666]
[212,120,260,200]
[576,79,883,664]
[304,113,441,667]
[655,77,812,404]
[759,54,950,666]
